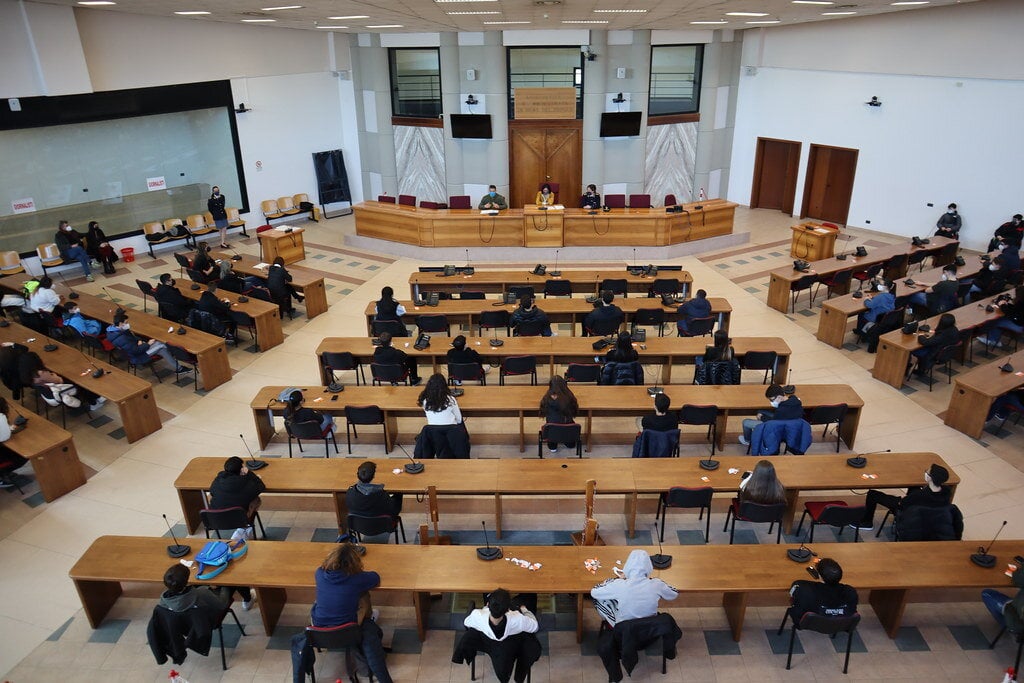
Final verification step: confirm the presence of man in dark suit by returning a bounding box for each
[373,331,421,385]
[154,273,194,323]
[583,291,624,336]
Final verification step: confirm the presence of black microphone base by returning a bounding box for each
[405,462,425,474]
[699,459,720,471]
[846,456,867,469]
[970,553,997,568]
[246,459,268,471]
[167,544,191,558]
[549,271,561,277]
[787,548,813,563]
[92,369,105,378]
[69,292,80,299]
[477,547,502,561]
[836,254,847,260]
[650,553,672,570]
[489,339,504,347]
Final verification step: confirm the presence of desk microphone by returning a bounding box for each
[239,433,268,471]
[75,345,106,379]
[971,520,1007,568]
[550,249,561,278]
[101,287,126,316]
[650,522,672,569]
[787,536,818,563]
[395,440,424,474]
[163,513,191,558]
[59,273,79,300]
[846,448,890,469]
[477,521,502,561]
[463,249,474,275]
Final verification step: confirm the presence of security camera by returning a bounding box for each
[866,96,882,107]
[465,94,478,106]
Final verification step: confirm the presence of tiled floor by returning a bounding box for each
[1,208,1022,682]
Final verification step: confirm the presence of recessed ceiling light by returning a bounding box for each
[891,1,929,4]
[727,11,769,16]
[174,10,210,15]
[261,5,302,9]
[592,8,648,12]
[317,25,348,28]
[746,20,781,23]
[328,15,368,19]
[242,18,276,22]
[483,20,530,24]
[792,0,833,4]
[366,24,403,27]
[447,10,500,14]
[78,1,116,5]
[822,10,856,14]
[562,20,608,24]
[690,20,728,24]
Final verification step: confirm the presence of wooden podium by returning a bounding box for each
[259,227,306,264]
[523,204,564,247]
[790,222,838,261]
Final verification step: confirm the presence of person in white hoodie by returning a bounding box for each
[458,588,540,683]
[590,549,678,626]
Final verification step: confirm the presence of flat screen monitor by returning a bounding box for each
[599,111,642,137]
[450,114,493,139]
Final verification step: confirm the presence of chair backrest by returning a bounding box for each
[371,363,407,383]
[816,504,867,528]
[830,269,853,286]
[541,422,581,443]
[508,285,535,300]
[278,196,297,211]
[289,419,326,439]
[797,612,861,635]
[1,251,23,270]
[501,355,537,374]
[605,194,626,209]
[565,363,601,383]
[634,428,680,458]
[343,404,385,425]
[305,622,363,650]
[261,199,280,214]
[544,279,573,297]
[478,309,510,328]
[448,195,472,209]
[293,193,310,205]
[664,486,713,509]
[628,194,651,209]
[588,316,621,337]
[416,314,450,333]
[136,279,155,296]
[186,214,206,229]
[372,319,407,337]
[459,291,486,300]
[679,404,718,426]
[793,274,817,291]
[686,316,716,337]
[514,319,547,336]
[203,211,215,224]
[883,253,908,271]
[322,351,357,371]
[599,278,627,295]
[651,278,680,295]
[165,343,195,365]
[398,194,417,206]
[741,350,777,370]
[200,506,250,531]
[174,253,192,269]
[419,201,442,209]
[876,306,906,334]
[377,195,396,204]
[348,513,397,536]
[664,194,678,206]
[448,362,484,382]
[737,501,786,524]
[37,243,61,261]
[807,403,847,425]
[634,308,665,325]
[163,218,183,231]
[143,222,165,236]
[934,342,961,364]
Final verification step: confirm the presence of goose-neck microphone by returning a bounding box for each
[239,433,267,470]
[163,513,191,558]
[476,521,501,560]
[650,522,671,569]
[971,520,1007,568]
[59,273,79,300]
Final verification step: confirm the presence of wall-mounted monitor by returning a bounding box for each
[599,111,642,137]
[450,114,493,139]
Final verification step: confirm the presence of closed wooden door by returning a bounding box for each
[509,121,582,209]
[750,137,800,214]
[801,144,858,225]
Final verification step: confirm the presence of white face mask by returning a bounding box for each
[121,322,130,330]
[989,264,999,271]
[947,209,956,214]
[940,274,948,281]
[770,397,782,408]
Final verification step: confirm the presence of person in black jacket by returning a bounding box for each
[372,331,421,385]
[908,312,959,376]
[509,295,552,337]
[446,334,488,383]
[267,256,303,319]
[196,282,233,324]
[583,291,625,336]
[787,558,858,624]
[345,461,402,518]
[635,392,677,432]
[983,289,1024,348]
[966,254,1008,303]
[155,273,194,323]
[54,220,94,281]
[85,221,117,274]
[540,376,578,453]
[854,463,952,531]
[207,185,230,248]
[989,213,1023,250]
[934,202,962,240]
[159,562,253,619]
[209,456,266,518]
[192,242,216,282]
[606,332,638,363]
[580,184,601,210]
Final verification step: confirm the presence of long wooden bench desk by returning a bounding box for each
[945,349,1024,439]
[203,252,328,320]
[0,322,161,443]
[251,384,863,452]
[409,268,693,299]
[766,237,957,313]
[72,536,1020,643]
[6,401,84,501]
[315,336,791,385]
[71,291,232,392]
[363,297,733,337]
[816,258,984,348]
[177,282,284,351]
[176,452,952,539]
[872,292,1005,388]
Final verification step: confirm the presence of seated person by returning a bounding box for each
[534,183,555,207]
[208,456,266,520]
[158,562,254,618]
[590,549,678,627]
[196,281,233,323]
[346,461,403,518]
[373,331,421,385]
[446,335,488,381]
[540,376,578,454]
[22,360,104,412]
[997,238,1021,272]
[989,213,1023,251]
[906,266,958,315]
[606,332,638,363]
[855,463,952,531]
[479,185,508,211]
[739,384,802,446]
[457,588,540,683]
[983,290,1023,348]
[583,291,625,336]
[217,260,245,294]
[106,311,192,374]
[695,329,734,368]
[54,221,93,281]
[374,286,407,335]
[908,312,959,376]
[739,459,787,505]
[191,242,217,282]
[267,256,303,319]
[509,295,552,337]
[418,373,463,425]
[283,389,335,435]
[987,388,1024,423]
[676,289,712,336]
[966,254,1008,303]
[934,203,962,240]
[580,184,601,210]
[635,392,677,432]
[981,564,1024,647]
[154,273,194,323]
[24,276,60,314]
[62,302,102,338]
[854,279,895,335]
[787,558,858,623]
[0,396,29,487]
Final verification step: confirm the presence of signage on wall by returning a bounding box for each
[11,197,35,214]
[514,87,577,120]
[146,176,166,192]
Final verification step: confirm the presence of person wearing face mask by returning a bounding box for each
[478,185,508,211]
[983,289,1024,349]
[106,311,192,374]
[739,384,802,446]
[907,312,959,378]
[934,203,962,240]
[85,221,117,274]
[906,265,959,316]
[852,463,951,531]
[989,213,1023,251]
[997,238,1021,272]
[207,185,230,249]
[62,302,102,338]
[534,183,555,207]
[854,279,895,336]
[966,254,1008,303]
[53,220,94,282]
[154,273,194,323]
[580,183,601,210]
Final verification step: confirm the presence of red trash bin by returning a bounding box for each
[120,247,135,263]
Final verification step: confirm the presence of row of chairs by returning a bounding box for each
[142,211,248,257]
[261,193,313,223]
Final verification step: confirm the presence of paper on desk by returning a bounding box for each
[254,263,270,269]
[273,225,297,232]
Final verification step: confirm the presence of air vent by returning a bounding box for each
[533,0,562,6]
[242,11,270,16]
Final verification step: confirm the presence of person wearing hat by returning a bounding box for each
[853,463,952,531]
[934,202,962,240]
[208,455,266,519]
[854,279,895,337]
[989,213,1023,251]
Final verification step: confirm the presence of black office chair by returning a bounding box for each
[302,622,369,682]
[459,291,486,300]
[343,405,389,454]
[538,423,582,458]
[136,279,155,313]
[448,362,486,385]
[322,351,366,386]
[565,363,601,384]
[167,343,199,390]
[372,319,408,337]
[543,279,573,298]
[370,363,409,386]
[723,500,786,544]
[478,309,510,337]
[173,252,192,278]
[586,317,622,337]
[199,506,267,540]
[347,512,405,543]
[417,314,450,336]
[286,418,339,458]
[678,404,718,455]
[795,501,866,542]
[649,278,681,298]
[921,342,961,391]
[632,308,665,337]
[508,285,535,300]
[806,403,848,452]
[813,269,852,302]
[778,611,861,674]
[656,486,713,543]
[740,350,778,384]
[678,316,714,338]
[599,278,628,297]
[499,355,537,385]
[790,274,818,312]
[852,263,882,291]
[229,309,257,348]
[513,319,547,337]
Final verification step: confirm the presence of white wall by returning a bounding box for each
[728,0,1024,251]
[0,0,91,97]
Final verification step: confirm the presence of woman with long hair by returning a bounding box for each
[739,459,787,505]
[192,241,216,282]
[606,331,639,363]
[534,183,555,206]
[418,373,463,425]
[540,376,579,453]
[909,312,959,376]
[85,221,117,274]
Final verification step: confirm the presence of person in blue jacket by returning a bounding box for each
[676,289,712,336]
[106,311,191,374]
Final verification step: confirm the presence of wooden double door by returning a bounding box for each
[751,137,858,225]
[509,120,582,209]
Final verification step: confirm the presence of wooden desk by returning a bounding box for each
[408,269,693,300]
[872,293,1005,388]
[206,252,328,320]
[5,402,84,501]
[790,222,838,261]
[316,336,791,385]
[71,291,232,392]
[257,227,305,264]
[0,322,162,443]
[354,199,737,248]
[945,350,1024,439]
[816,259,985,348]
[71,536,1021,643]
[364,297,732,337]
[250,384,863,452]
[178,282,283,351]
[765,237,957,313]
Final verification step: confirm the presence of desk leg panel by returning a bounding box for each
[495,493,503,539]
[120,392,162,444]
[722,591,748,642]
[254,409,276,450]
[841,408,861,450]
[767,276,791,313]
[178,488,206,534]
[783,490,799,534]
[255,313,284,351]
[197,345,232,391]
[870,588,909,639]
[816,306,847,348]
[414,591,430,641]
[304,281,328,319]
[872,344,910,389]
[33,440,86,502]
[625,493,637,539]
[75,578,123,629]
[944,383,991,440]
[256,586,288,636]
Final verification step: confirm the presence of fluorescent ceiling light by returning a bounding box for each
[562,20,609,24]
[727,11,769,16]
[78,1,116,5]
[592,8,648,12]
[328,15,368,19]
[483,20,530,24]
[435,0,498,3]
[690,20,728,24]
[317,25,348,28]
[447,10,501,14]
[746,20,781,24]
[891,1,929,4]
[366,24,403,27]
[261,5,302,9]
[174,10,210,15]
[242,18,276,22]
[792,1,832,4]
[822,10,856,14]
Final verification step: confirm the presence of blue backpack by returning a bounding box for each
[195,539,247,580]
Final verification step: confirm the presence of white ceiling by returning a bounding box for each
[57,0,974,33]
